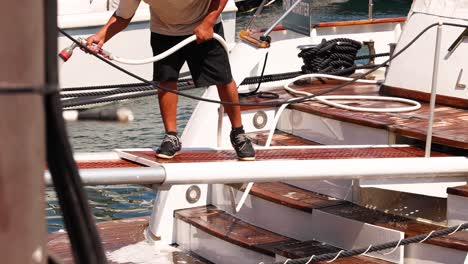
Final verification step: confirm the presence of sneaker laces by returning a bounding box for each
[232,134,250,150]
[162,134,180,147]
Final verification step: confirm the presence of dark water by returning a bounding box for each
[46,0,412,233]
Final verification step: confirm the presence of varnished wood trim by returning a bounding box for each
[447,185,468,197]
[381,85,468,109]
[251,17,406,33]
[313,17,406,28]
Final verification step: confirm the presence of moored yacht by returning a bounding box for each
[47,0,468,263]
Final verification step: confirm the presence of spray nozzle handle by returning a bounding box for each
[77,37,113,59]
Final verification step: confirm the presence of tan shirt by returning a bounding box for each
[116,0,220,36]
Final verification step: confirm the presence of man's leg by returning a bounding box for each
[158,81,178,133]
[155,81,182,159]
[217,80,255,161]
[216,80,242,128]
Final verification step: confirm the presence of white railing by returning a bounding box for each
[44,156,468,187]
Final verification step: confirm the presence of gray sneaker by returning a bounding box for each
[230,130,255,161]
[156,134,182,159]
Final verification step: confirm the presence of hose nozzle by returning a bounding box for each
[58,41,79,62]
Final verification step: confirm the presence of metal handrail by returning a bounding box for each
[425,22,443,157]
[44,156,468,187]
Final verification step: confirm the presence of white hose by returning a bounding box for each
[264,74,422,146]
[108,34,229,65]
[283,74,421,113]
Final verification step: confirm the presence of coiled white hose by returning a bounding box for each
[107,34,229,65]
[265,74,422,146]
[284,74,421,113]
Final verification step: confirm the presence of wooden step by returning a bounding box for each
[175,205,297,257]
[240,182,346,213]
[275,241,391,264]
[232,182,468,259]
[239,79,468,150]
[175,205,387,264]
[229,182,403,262]
[246,130,320,146]
[47,217,209,264]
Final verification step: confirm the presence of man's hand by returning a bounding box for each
[86,33,105,53]
[193,22,214,44]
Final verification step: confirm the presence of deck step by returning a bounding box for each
[175,205,387,264]
[47,217,209,264]
[246,130,320,146]
[275,240,391,264]
[228,182,468,263]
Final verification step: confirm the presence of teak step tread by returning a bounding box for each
[447,184,468,198]
[276,241,391,264]
[175,205,298,256]
[48,217,148,264]
[122,146,447,164]
[47,216,209,264]
[247,130,320,146]
[236,182,346,213]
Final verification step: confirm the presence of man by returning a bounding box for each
[87,0,255,160]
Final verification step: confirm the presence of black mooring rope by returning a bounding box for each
[299,38,362,76]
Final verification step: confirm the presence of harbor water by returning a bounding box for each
[47,0,412,232]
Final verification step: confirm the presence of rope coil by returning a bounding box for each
[299,38,362,76]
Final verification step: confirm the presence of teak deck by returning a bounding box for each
[47,217,209,264]
[240,80,468,149]
[121,146,447,164]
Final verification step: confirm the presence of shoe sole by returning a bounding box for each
[238,156,255,161]
[156,151,180,159]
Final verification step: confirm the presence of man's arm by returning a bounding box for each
[86,0,140,52]
[193,0,228,43]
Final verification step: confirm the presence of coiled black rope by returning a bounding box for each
[275,223,468,264]
[58,22,466,107]
[299,38,362,76]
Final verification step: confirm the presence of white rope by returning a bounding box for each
[83,34,229,65]
[326,250,344,263]
[448,224,463,235]
[283,74,421,113]
[304,255,315,264]
[419,230,435,243]
[359,244,373,256]
[265,103,290,147]
[383,237,403,255]
[282,258,291,264]
[235,182,254,213]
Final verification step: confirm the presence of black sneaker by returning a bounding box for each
[156,134,182,159]
[230,129,255,161]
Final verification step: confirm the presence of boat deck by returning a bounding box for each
[47,217,210,264]
[119,146,447,165]
[240,80,468,149]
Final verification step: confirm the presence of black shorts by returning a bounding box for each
[150,23,233,87]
